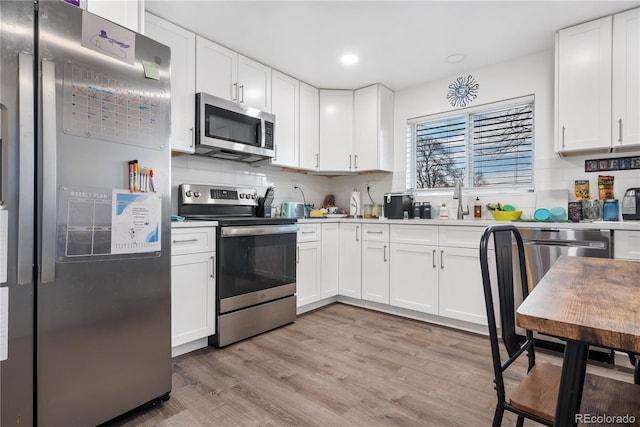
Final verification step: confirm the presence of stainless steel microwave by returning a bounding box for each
[195,92,275,162]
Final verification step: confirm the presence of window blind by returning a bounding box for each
[471,103,533,187]
[407,96,534,190]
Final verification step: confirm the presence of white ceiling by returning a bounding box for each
[145,1,639,91]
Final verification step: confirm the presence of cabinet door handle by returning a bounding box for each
[354,154,358,169]
[315,153,319,168]
[349,154,352,169]
[561,125,566,149]
[440,250,444,269]
[239,85,245,103]
[618,119,623,143]
[383,245,387,262]
[296,246,300,264]
[367,230,383,234]
[274,145,278,161]
[356,226,360,242]
[210,255,215,278]
[232,83,238,101]
[189,127,194,148]
[301,231,315,234]
[432,249,436,268]
[172,238,198,244]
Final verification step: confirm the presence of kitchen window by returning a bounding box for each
[406,95,534,191]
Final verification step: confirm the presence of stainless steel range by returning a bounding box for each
[178,184,298,347]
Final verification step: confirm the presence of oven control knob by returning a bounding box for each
[251,194,256,199]
[240,193,245,199]
[185,190,193,197]
[193,191,201,198]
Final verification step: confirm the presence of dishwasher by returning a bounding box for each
[514,228,615,363]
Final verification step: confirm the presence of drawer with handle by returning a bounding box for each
[362,224,390,242]
[297,224,321,242]
[171,227,216,255]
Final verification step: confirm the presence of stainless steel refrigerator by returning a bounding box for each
[0,1,172,425]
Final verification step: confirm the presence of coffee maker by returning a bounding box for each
[383,192,413,219]
[621,188,640,220]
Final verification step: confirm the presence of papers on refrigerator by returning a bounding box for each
[111,190,161,254]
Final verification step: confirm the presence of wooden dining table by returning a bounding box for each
[516,255,640,427]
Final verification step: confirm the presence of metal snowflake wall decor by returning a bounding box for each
[446,75,479,107]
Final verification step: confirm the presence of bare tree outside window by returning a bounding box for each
[409,98,534,190]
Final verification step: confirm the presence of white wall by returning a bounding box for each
[392,49,640,218]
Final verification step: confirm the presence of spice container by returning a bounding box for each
[568,201,583,222]
[602,199,619,221]
[582,200,601,221]
[421,202,431,219]
[412,202,422,219]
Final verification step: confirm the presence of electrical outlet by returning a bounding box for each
[366,181,376,192]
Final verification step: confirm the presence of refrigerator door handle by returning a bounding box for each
[17,52,35,285]
[41,59,57,283]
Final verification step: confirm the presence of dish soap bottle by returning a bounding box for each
[474,197,482,219]
[439,203,449,219]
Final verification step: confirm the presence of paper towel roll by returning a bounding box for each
[350,191,361,217]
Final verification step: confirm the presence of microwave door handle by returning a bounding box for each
[260,119,266,148]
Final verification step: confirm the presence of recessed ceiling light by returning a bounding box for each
[340,54,359,66]
[445,54,466,64]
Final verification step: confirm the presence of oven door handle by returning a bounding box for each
[221,224,299,237]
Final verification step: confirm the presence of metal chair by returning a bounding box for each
[479,224,555,427]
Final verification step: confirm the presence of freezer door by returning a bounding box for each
[0,2,36,426]
[36,2,172,426]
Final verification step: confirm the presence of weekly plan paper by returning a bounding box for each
[111,190,161,254]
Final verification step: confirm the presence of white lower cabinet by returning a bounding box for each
[438,226,491,325]
[438,246,492,325]
[361,224,390,304]
[170,226,216,357]
[321,223,340,298]
[338,223,362,298]
[614,230,640,259]
[389,243,439,314]
[297,240,322,306]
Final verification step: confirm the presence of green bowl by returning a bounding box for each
[491,210,522,221]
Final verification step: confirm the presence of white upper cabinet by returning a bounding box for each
[556,16,612,153]
[319,90,354,172]
[612,8,640,150]
[354,84,394,172]
[237,54,272,112]
[196,36,271,112]
[299,82,320,171]
[196,36,237,101]
[556,8,640,154]
[87,0,143,32]
[319,85,393,173]
[271,70,299,168]
[144,13,196,153]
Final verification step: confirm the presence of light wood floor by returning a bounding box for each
[107,303,634,427]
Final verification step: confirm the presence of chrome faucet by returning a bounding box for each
[453,180,469,220]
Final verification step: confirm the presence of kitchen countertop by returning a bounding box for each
[297,217,640,231]
[171,220,219,228]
